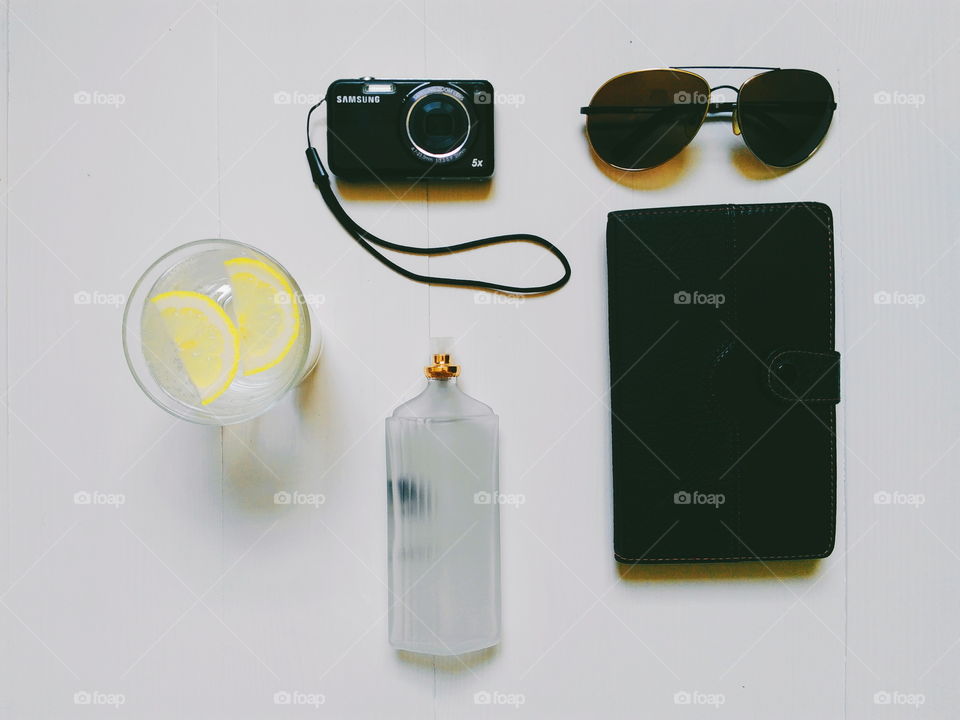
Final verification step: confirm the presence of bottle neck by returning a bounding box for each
[426,377,458,389]
[423,377,463,403]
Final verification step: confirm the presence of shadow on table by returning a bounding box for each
[336,178,493,203]
[397,646,498,673]
[220,357,332,513]
[617,558,819,582]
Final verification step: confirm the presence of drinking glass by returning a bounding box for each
[122,239,321,424]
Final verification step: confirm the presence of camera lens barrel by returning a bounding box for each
[405,84,474,163]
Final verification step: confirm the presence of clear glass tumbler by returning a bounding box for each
[122,239,321,425]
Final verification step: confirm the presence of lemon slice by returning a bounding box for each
[225,257,300,375]
[150,291,239,405]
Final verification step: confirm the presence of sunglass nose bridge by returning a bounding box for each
[709,84,740,95]
[705,85,740,134]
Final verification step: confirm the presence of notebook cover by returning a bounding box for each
[607,202,840,564]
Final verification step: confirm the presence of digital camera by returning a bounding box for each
[325,78,495,181]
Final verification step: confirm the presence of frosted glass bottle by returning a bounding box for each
[385,353,500,655]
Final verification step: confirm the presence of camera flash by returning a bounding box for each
[364,83,395,94]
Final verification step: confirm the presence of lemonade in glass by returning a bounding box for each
[123,239,321,424]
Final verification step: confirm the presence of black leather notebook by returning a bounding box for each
[607,203,840,564]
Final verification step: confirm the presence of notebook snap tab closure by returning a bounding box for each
[765,350,841,404]
[775,360,797,383]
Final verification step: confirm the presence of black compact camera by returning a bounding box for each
[325,78,495,181]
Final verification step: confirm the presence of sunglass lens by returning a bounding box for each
[737,69,835,167]
[586,70,709,170]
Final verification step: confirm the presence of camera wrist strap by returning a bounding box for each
[305,100,571,295]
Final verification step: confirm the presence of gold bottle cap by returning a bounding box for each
[424,353,460,379]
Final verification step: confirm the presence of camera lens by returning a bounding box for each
[405,85,473,162]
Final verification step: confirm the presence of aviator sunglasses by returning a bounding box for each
[581,66,836,170]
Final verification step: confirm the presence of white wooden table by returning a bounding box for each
[1,1,956,717]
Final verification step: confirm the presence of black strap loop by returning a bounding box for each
[305,101,571,295]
